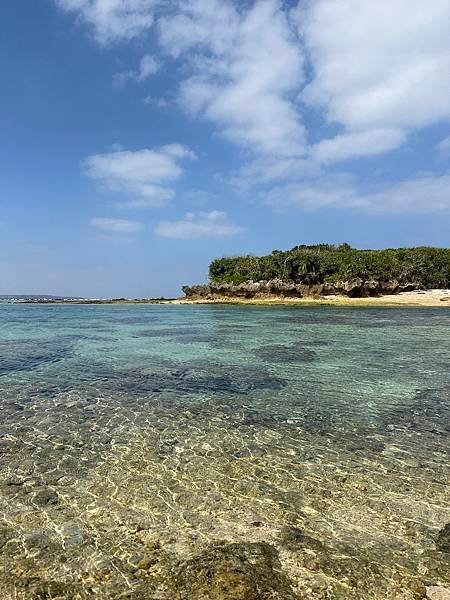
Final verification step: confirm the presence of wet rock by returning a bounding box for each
[33,488,59,506]
[173,542,298,599]
[24,529,60,555]
[0,439,21,454]
[0,525,12,550]
[232,443,268,459]
[436,524,450,553]
[60,521,85,548]
[427,586,450,600]
[280,527,326,555]
[94,362,286,397]
[29,579,91,599]
[4,474,28,486]
[158,438,180,457]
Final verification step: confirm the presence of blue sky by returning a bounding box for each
[1,0,449,297]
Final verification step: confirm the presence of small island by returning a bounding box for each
[182,244,450,306]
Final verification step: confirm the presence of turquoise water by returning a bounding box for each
[0,304,449,599]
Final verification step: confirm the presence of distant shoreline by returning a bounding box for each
[15,289,450,307]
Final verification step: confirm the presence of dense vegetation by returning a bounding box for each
[209,244,450,289]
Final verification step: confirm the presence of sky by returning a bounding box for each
[1,0,449,298]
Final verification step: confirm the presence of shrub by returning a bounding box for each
[208,245,450,289]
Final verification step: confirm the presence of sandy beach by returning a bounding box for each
[173,289,450,307]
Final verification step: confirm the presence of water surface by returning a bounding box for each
[0,304,449,599]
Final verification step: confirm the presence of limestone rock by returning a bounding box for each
[182,278,419,300]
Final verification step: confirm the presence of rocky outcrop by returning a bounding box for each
[172,541,299,599]
[182,278,419,300]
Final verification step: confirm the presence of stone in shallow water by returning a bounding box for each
[173,542,298,599]
[94,361,287,397]
[280,527,326,555]
[436,523,450,553]
[255,343,317,364]
[174,334,215,344]
[28,580,91,600]
[380,385,450,436]
[32,488,59,507]
[134,327,202,338]
[427,587,450,600]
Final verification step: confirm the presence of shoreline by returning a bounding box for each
[177,289,450,307]
[15,289,450,307]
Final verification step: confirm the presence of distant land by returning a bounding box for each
[0,295,83,301]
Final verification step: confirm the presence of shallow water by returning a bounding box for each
[0,304,449,599]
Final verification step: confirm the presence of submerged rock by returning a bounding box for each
[427,586,450,600]
[32,488,59,507]
[0,338,72,376]
[436,523,450,553]
[173,542,299,599]
[255,344,317,364]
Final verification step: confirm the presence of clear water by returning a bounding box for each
[0,304,449,599]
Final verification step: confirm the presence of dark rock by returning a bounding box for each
[255,344,316,364]
[436,524,450,553]
[280,527,326,554]
[29,580,91,599]
[173,542,299,599]
[0,338,72,376]
[33,489,59,506]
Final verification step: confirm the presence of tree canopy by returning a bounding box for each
[209,245,450,289]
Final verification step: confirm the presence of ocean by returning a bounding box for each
[0,304,449,599]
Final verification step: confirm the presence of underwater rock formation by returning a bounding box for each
[172,542,299,599]
[255,343,317,363]
[436,524,450,553]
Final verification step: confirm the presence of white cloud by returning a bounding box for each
[265,171,450,214]
[158,0,239,58]
[143,95,172,108]
[159,0,306,159]
[56,0,158,44]
[83,144,196,207]
[311,129,406,164]
[114,54,160,85]
[138,55,160,80]
[155,210,243,239]
[91,217,144,240]
[295,0,450,160]
[436,135,450,155]
[56,0,450,209]
[157,0,450,168]
[229,156,320,191]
